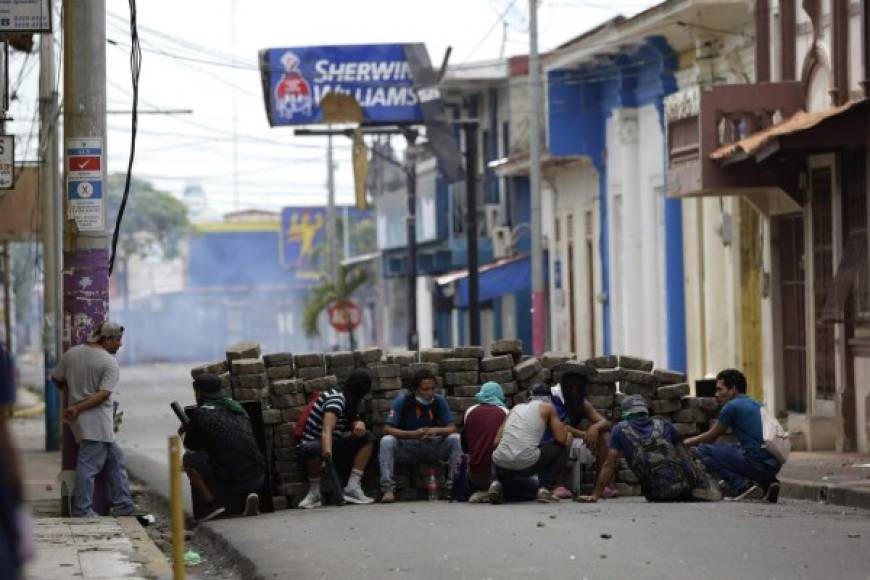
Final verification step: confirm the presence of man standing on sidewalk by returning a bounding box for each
[52,321,137,517]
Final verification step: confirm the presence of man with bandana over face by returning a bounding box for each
[378,369,461,503]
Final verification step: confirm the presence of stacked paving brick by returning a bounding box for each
[190,341,722,506]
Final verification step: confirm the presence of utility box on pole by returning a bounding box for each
[61,0,110,515]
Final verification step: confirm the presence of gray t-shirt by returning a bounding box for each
[52,344,120,443]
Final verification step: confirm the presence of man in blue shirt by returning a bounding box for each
[685,369,782,502]
[378,369,461,503]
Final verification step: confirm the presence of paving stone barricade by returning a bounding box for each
[190,341,722,505]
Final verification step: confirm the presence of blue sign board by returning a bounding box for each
[260,43,425,126]
[281,206,374,282]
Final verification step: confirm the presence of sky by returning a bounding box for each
[9,0,659,222]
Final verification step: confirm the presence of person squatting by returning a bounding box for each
[183,363,783,521]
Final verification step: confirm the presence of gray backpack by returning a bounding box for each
[623,419,693,502]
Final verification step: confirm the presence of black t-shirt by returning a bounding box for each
[185,404,265,487]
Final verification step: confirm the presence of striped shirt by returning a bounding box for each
[299,389,348,443]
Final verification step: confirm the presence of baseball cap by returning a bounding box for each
[621,394,649,416]
[87,321,125,343]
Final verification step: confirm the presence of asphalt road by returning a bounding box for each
[117,363,870,580]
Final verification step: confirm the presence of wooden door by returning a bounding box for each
[778,213,807,412]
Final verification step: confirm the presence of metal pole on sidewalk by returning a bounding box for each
[528,0,546,355]
[405,133,419,351]
[169,435,186,580]
[61,0,110,514]
[463,121,481,345]
[327,131,338,284]
[40,31,61,452]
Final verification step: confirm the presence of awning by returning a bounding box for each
[711,98,868,165]
[488,153,588,177]
[435,253,530,308]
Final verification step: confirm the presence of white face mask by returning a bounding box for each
[415,395,433,406]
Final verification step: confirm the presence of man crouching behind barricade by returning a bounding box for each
[296,369,377,509]
[577,395,721,503]
[181,374,266,522]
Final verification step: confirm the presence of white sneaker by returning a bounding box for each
[298,489,322,509]
[343,482,375,504]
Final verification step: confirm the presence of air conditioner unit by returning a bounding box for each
[484,203,504,234]
[491,226,513,259]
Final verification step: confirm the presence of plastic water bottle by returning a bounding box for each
[427,468,438,501]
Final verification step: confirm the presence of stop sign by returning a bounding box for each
[327,300,362,332]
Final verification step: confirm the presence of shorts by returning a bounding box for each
[297,431,376,465]
[570,439,594,465]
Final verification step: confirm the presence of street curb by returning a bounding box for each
[781,478,870,511]
[125,454,263,580]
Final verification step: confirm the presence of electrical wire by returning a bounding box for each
[108,0,141,277]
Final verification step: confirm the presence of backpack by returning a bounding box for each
[292,390,320,440]
[760,405,790,464]
[622,419,693,502]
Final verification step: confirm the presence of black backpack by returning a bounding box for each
[623,419,693,502]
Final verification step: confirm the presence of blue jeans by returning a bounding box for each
[378,434,462,492]
[696,443,780,495]
[74,440,135,517]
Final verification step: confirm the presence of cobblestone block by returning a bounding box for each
[653,368,687,385]
[370,364,399,379]
[355,348,383,364]
[440,358,480,372]
[452,346,485,359]
[270,379,302,396]
[618,355,654,372]
[445,371,479,386]
[282,407,304,422]
[420,348,454,363]
[586,355,618,369]
[296,366,326,380]
[621,383,656,398]
[231,374,267,390]
[452,385,481,397]
[447,397,477,412]
[621,369,656,385]
[267,365,295,380]
[261,409,283,425]
[673,422,700,437]
[657,383,690,400]
[408,362,440,375]
[673,409,708,423]
[501,381,519,396]
[480,355,514,372]
[303,375,338,394]
[683,397,719,412]
[233,388,263,401]
[271,394,306,409]
[231,358,265,375]
[385,351,417,365]
[293,353,324,368]
[191,361,228,378]
[226,341,261,361]
[541,351,575,369]
[514,358,542,381]
[331,366,355,381]
[588,383,617,396]
[263,353,293,367]
[490,339,523,357]
[588,395,614,409]
[650,399,682,415]
[373,377,402,392]
[277,483,308,497]
[479,369,514,384]
[325,351,355,367]
[590,369,622,383]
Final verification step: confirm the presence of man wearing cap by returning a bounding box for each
[52,321,137,518]
[181,374,265,522]
[577,395,720,503]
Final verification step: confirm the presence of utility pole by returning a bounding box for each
[2,242,11,359]
[326,132,338,284]
[463,121,481,345]
[528,0,546,355]
[62,0,110,514]
[39,31,61,451]
[405,132,418,351]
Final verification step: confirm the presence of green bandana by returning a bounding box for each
[202,395,246,415]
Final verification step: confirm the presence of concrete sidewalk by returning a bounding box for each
[11,413,171,579]
[779,451,870,510]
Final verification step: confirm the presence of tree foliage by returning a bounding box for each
[106,173,191,261]
[303,264,370,348]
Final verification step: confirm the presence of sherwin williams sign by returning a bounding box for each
[259,43,426,126]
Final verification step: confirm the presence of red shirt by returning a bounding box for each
[463,404,509,478]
